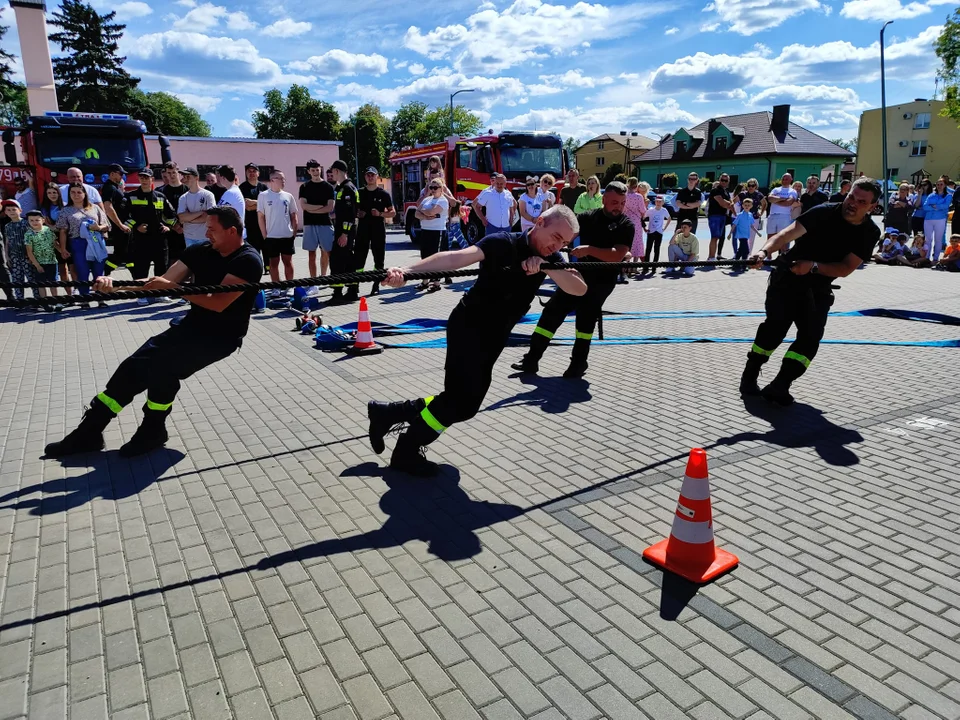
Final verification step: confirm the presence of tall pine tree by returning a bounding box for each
[0,8,28,125]
[49,0,139,111]
[0,8,16,89]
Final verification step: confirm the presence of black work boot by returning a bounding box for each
[344,286,360,303]
[368,400,419,454]
[511,330,550,373]
[761,359,806,406]
[329,289,345,305]
[390,431,439,477]
[739,353,767,397]
[119,406,171,457]
[369,282,380,297]
[563,339,590,379]
[44,397,116,457]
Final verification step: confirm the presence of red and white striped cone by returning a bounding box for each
[642,448,738,584]
[345,297,383,355]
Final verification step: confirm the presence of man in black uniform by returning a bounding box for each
[675,172,703,234]
[511,181,633,378]
[157,161,188,265]
[367,205,585,476]
[739,177,881,405]
[124,169,178,283]
[356,166,397,296]
[44,207,263,458]
[239,162,269,271]
[101,163,132,273]
[829,179,851,203]
[799,174,829,214]
[329,159,360,304]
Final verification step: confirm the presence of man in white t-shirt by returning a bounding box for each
[766,173,798,237]
[474,173,516,235]
[216,165,246,237]
[257,170,299,281]
[59,166,103,206]
[176,167,217,248]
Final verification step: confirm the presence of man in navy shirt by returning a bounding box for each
[368,205,586,476]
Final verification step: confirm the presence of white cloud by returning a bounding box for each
[335,68,525,110]
[262,19,312,37]
[665,26,679,35]
[543,69,614,89]
[175,0,196,5]
[174,92,222,114]
[114,2,153,20]
[227,12,257,31]
[497,99,698,140]
[229,119,255,137]
[409,63,426,76]
[694,89,748,102]
[703,0,824,35]
[749,84,869,109]
[171,2,224,31]
[287,50,388,78]
[394,60,409,69]
[840,0,930,19]
[403,0,660,73]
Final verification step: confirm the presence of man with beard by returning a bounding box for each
[740,177,881,405]
[511,181,633,378]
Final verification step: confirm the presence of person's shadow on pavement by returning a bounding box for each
[714,397,862,466]
[0,449,185,516]
[258,463,523,567]
[485,373,592,415]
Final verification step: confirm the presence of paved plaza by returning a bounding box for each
[0,228,958,720]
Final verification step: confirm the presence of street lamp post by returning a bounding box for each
[652,132,664,191]
[881,20,894,216]
[449,89,476,138]
[353,118,360,181]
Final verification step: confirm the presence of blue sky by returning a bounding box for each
[2,0,952,143]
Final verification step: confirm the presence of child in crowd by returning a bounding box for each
[447,200,468,250]
[641,195,672,273]
[934,233,960,271]
[898,233,931,267]
[667,219,700,277]
[872,232,905,264]
[24,210,60,308]
[2,199,33,300]
[731,198,759,270]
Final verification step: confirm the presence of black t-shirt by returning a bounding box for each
[299,180,335,226]
[799,190,829,214]
[465,231,562,322]
[158,185,188,234]
[239,181,268,240]
[707,186,730,216]
[576,208,634,286]
[738,190,765,218]
[358,186,393,224]
[101,179,126,230]
[885,195,913,228]
[675,187,702,218]
[829,192,847,203]
[177,242,264,340]
[785,203,880,287]
[560,183,586,209]
[207,184,226,203]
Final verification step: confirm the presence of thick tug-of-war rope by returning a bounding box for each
[0,259,775,308]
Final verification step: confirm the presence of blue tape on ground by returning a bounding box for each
[382,336,960,349]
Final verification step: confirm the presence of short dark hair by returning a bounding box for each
[840,179,852,189]
[163,161,179,171]
[216,165,237,182]
[604,181,627,195]
[25,210,43,219]
[306,159,321,169]
[67,182,91,208]
[205,206,243,233]
[851,177,882,202]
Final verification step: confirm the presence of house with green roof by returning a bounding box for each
[631,105,853,190]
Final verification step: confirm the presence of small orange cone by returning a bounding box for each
[345,297,383,355]
[643,448,738,584]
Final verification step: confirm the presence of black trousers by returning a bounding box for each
[131,233,169,280]
[750,273,833,374]
[645,232,663,263]
[526,283,615,365]
[418,229,446,260]
[168,231,186,266]
[102,327,238,409]
[408,303,513,443]
[355,221,386,271]
[329,231,356,290]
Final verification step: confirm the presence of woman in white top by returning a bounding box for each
[518,176,545,232]
[539,174,556,212]
[415,180,449,292]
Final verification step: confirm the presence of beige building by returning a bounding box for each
[856,99,960,184]
[574,132,655,174]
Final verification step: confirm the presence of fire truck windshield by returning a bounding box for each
[34,135,146,168]
[498,145,563,178]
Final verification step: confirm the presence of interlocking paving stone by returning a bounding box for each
[1,233,958,719]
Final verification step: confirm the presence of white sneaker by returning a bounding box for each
[137,298,149,306]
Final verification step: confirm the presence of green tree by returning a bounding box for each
[563,136,580,166]
[0,9,28,125]
[49,0,139,111]
[123,90,211,137]
[252,85,339,140]
[661,172,678,189]
[936,9,960,124]
[0,8,15,89]
[388,100,429,152]
[829,138,857,152]
[417,104,483,143]
[601,162,624,186]
[339,103,389,178]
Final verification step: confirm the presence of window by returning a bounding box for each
[715,137,727,151]
[197,164,220,178]
[705,171,715,181]
[295,166,311,182]
[458,148,472,169]
[597,140,605,150]
[596,156,605,166]
[675,140,687,154]
[257,165,275,182]
[149,164,165,178]
[911,140,927,157]
[786,168,795,177]
[914,112,931,129]
[888,168,899,179]
[728,174,739,187]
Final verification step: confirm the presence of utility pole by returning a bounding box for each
[449,89,476,138]
[881,21,894,215]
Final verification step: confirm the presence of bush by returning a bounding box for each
[661,173,678,189]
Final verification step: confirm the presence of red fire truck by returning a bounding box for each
[389,131,569,244]
[0,111,171,198]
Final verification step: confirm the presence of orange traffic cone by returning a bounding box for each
[643,448,738,584]
[345,297,383,355]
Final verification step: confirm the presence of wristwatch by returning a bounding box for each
[810,261,820,274]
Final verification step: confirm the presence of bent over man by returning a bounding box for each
[512,181,633,378]
[368,205,586,476]
[740,177,881,405]
[44,207,263,458]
